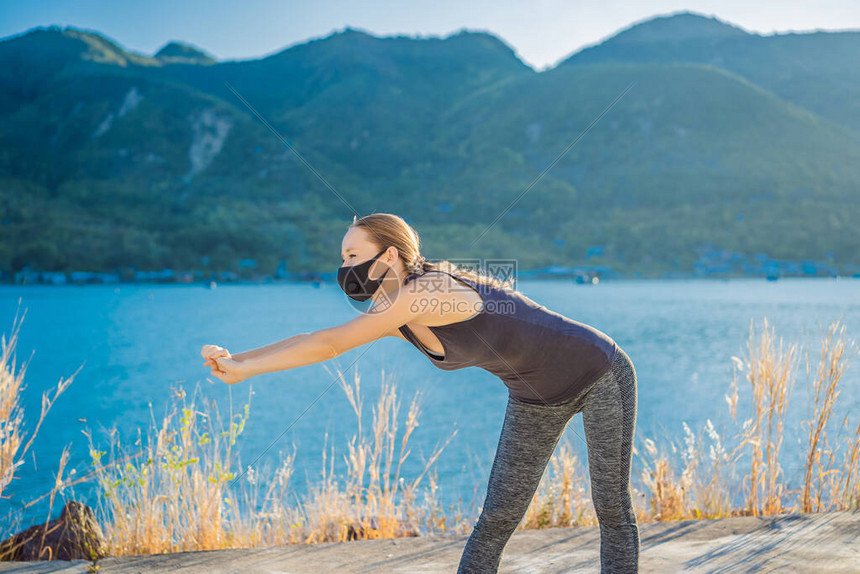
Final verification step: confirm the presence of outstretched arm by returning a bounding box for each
[231,333,311,362]
[221,292,420,381]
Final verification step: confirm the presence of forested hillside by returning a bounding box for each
[2,11,858,278]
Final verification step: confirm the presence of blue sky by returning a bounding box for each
[1,0,858,70]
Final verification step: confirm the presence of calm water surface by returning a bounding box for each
[1,277,857,531]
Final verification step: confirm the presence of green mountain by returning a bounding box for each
[154,42,217,65]
[1,14,858,279]
[432,60,860,267]
[561,11,860,132]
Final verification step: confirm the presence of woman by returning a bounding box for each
[201,213,639,573]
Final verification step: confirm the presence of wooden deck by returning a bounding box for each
[1,509,857,573]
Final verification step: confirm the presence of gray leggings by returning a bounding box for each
[458,348,639,573]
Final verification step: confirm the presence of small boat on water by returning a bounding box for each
[574,272,599,285]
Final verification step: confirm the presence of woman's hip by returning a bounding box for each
[559,347,636,411]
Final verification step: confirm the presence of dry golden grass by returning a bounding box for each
[0,303,78,559]
[83,384,256,554]
[82,364,464,555]
[800,319,859,512]
[625,316,858,525]
[521,439,598,528]
[3,314,858,559]
[0,305,76,502]
[304,365,465,542]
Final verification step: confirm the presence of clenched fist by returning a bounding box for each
[201,344,231,373]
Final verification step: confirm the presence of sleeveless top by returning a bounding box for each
[397,269,620,406]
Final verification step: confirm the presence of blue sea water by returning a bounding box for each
[0,277,857,533]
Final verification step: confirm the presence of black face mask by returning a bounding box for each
[337,248,390,302]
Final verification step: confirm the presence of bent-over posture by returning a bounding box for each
[202,213,639,573]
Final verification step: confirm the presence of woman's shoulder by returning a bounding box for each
[405,268,481,290]
[404,268,453,283]
[404,269,456,292]
[405,267,517,295]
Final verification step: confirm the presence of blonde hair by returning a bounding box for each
[349,213,515,290]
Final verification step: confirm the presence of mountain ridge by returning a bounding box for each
[1,12,858,277]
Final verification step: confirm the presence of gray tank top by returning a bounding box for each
[398,270,620,405]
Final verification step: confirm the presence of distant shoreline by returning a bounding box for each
[2,274,858,288]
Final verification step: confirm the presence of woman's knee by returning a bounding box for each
[472,506,521,539]
[592,488,636,527]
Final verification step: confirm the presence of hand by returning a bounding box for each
[201,344,232,373]
[210,356,249,385]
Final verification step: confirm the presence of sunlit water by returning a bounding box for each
[1,277,857,532]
